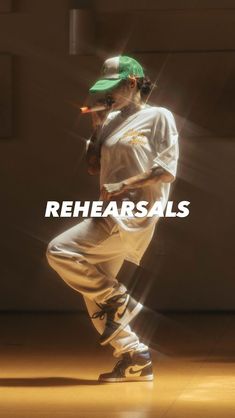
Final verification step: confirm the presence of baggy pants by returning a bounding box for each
[46,216,148,357]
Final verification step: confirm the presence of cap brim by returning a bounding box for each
[89,78,122,93]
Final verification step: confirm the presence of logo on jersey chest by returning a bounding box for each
[119,129,149,146]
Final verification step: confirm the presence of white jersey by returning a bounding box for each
[87,104,179,264]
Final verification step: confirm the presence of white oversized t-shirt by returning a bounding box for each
[87,104,179,264]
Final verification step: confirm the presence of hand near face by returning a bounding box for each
[90,99,111,129]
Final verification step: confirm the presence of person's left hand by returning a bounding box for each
[100,182,127,201]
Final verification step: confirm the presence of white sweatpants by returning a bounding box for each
[46,216,148,357]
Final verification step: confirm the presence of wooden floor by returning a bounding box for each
[0,312,234,418]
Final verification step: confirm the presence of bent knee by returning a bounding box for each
[46,239,83,266]
[46,240,60,265]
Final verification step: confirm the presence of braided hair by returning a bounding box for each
[136,76,154,98]
[121,75,154,98]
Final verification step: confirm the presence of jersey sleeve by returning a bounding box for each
[151,108,179,180]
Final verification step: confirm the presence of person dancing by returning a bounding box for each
[46,55,179,382]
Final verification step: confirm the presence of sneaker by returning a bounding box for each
[98,350,154,382]
[91,293,143,346]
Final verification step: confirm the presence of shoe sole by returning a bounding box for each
[100,302,143,346]
[99,374,154,382]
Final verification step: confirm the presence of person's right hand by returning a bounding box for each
[91,100,110,130]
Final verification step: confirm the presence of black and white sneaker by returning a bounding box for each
[91,293,143,346]
[98,350,154,382]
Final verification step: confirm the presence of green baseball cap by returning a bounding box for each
[89,55,145,93]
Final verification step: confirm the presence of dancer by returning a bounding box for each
[46,55,179,382]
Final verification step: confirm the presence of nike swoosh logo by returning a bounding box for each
[117,296,130,319]
[126,362,152,375]
[117,305,128,319]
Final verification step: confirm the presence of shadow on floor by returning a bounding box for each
[0,376,100,387]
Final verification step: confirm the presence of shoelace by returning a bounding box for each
[90,294,127,320]
[90,302,115,320]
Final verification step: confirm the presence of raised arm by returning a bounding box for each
[85,105,110,175]
[86,129,101,175]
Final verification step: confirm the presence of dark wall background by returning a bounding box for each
[0,0,234,311]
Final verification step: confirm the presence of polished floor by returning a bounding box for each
[0,312,234,418]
